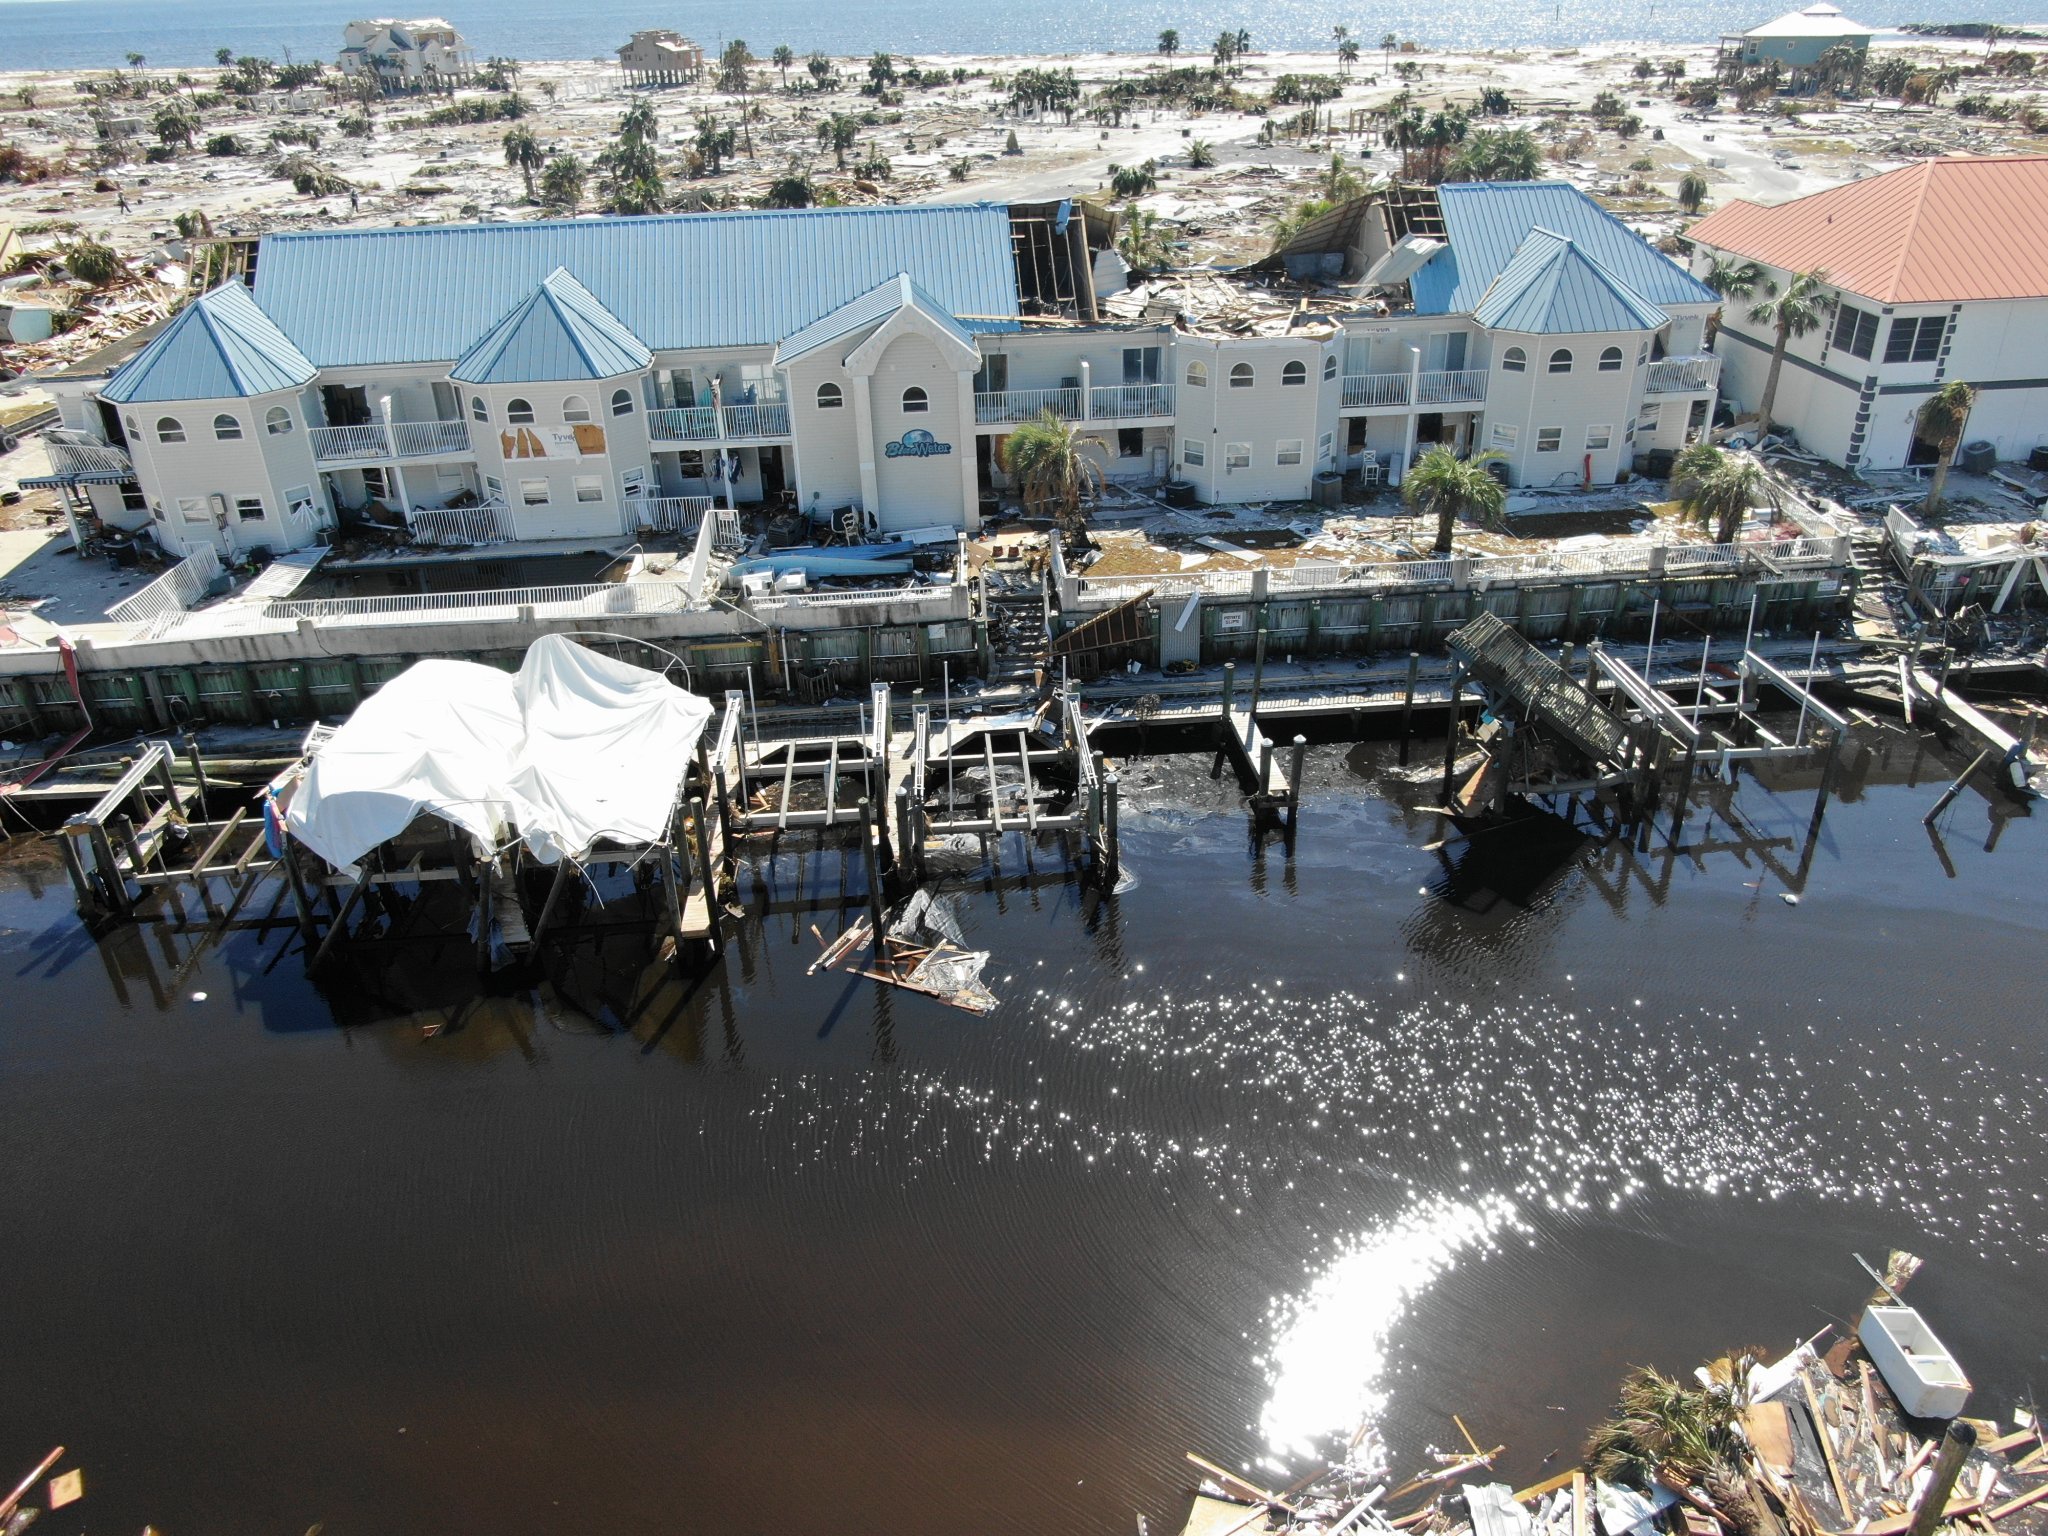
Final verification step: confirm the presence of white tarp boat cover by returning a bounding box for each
[287,635,714,871]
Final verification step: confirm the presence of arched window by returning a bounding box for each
[155,416,185,444]
[471,395,489,423]
[1229,362,1254,388]
[264,405,293,436]
[816,382,844,410]
[1323,354,1338,380]
[213,412,242,441]
[610,388,636,417]
[1281,360,1307,386]
[507,397,535,425]
[562,394,591,423]
[1186,361,1209,387]
[902,386,929,413]
[1502,346,1527,373]
[123,416,139,441]
[1546,349,1574,375]
[1599,346,1624,371]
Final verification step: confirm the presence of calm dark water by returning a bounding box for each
[1,720,2044,1536]
[0,0,1982,73]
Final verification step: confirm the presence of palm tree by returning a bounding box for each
[1676,170,1709,214]
[1747,268,1835,431]
[502,124,543,200]
[619,100,657,150]
[1404,445,1506,553]
[1338,38,1361,74]
[1382,32,1398,74]
[1158,28,1180,57]
[1917,380,1977,509]
[1003,410,1104,540]
[1699,254,1764,347]
[816,112,860,167]
[772,45,794,87]
[1213,31,1238,68]
[539,152,585,211]
[1675,446,1768,544]
[1188,138,1215,168]
[720,40,755,155]
[152,100,199,150]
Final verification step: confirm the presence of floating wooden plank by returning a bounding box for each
[1802,1373,1857,1523]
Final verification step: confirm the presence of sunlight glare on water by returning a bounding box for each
[1260,1193,1525,1464]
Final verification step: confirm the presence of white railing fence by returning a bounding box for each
[647,406,720,442]
[309,423,392,461]
[409,500,513,547]
[391,419,474,456]
[1089,383,1177,419]
[975,387,1082,425]
[1417,369,1488,406]
[1644,355,1723,394]
[1341,373,1412,409]
[107,544,222,634]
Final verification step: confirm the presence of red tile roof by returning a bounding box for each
[1686,155,2048,304]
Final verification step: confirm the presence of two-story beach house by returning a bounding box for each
[338,18,475,92]
[31,185,1721,560]
[1688,155,2048,473]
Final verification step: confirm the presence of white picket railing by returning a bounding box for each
[635,495,715,533]
[975,387,1082,425]
[647,406,721,442]
[107,544,221,634]
[266,579,698,625]
[1341,373,1412,409]
[723,401,790,438]
[1089,383,1177,419]
[748,585,960,614]
[45,431,135,477]
[1416,369,1487,406]
[1644,355,1722,394]
[309,424,392,461]
[409,500,513,547]
[391,420,474,457]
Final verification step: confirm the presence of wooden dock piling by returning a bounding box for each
[1399,651,1420,765]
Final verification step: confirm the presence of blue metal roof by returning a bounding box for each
[252,205,1023,368]
[773,273,978,366]
[102,281,317,404]
[1413,183,1717,317]
[450,267,653,384]
[1472,229,1669,334]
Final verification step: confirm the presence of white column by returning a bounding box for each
[851,370,881,519]
[1401,345,1422,476]
[1080,359,1092,421]
[955,370,979,532]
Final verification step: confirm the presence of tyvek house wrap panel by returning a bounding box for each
[287,635,713,870]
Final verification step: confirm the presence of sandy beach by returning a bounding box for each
[1,30,2039,376]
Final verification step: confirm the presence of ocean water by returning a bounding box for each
[0,0,2029,74]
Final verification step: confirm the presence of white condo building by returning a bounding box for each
[31,185,1722,560]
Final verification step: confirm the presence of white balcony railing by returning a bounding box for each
[646,403,791,441]
[1417,369,1487,406]
[723,401,790,438]
[409,499,513,547]
[309,420,474,462]
[309,424,392,461]
[1341,372,1412,409]
[391,419,474,456]
[647,406,719,442]
[636,495,715,533]
[975,387,1082,425]
[46,431,135,477]
[1645,354,1722,394]
[1089,383,1176,420]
